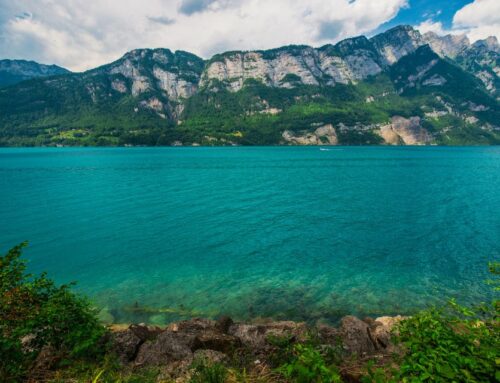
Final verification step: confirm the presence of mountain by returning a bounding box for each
[0,60,70,88]
[0,25,498,146]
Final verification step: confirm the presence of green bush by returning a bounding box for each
[0,242,106,382]
[393,265,499,383]
[189,361,228,383]
[278,344,342,383]
[362,263,500,383]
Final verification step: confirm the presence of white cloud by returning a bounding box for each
[416,19,448,35]
[0,0,407,71]
[452,0,500,42]
[416,1,499,44]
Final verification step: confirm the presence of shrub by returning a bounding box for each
[189,361,228,383]
[278,344,343,383]
[0,242,106,382]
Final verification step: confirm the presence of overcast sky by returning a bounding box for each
[0,0,498,71]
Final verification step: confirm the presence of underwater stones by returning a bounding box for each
[97,307,115,324]
[340,316,377,356]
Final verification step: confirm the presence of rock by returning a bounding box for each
[156,359,193,382]
[229,321,308,350]
[193,349,228,365]
[135,330,194,366]
[377,116,432,145]
[112,323,163,364]
[340,316,376,356]
[317,323,340,346]
[112,329,143,363]
[192,331,241,353]
[168,318,217,333]
[370,315,407,350]
[216,316,234,334]
[282,124,338,145]
[129,323,162,341]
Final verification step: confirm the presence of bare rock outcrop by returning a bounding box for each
[377,116,432,145]
[282,124,338,145]
[110,314,404,373]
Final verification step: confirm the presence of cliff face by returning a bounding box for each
[97,49,204,100]
[200,25,499,96]
[0,25,498,146]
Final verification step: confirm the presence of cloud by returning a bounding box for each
[0,0,408,71]
[178,0,214,15]
[148,16,176,25]
[417,0,499,43]
[452,0,500,42]
[416,19,449,36]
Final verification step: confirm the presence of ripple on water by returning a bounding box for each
[0,146,499,325]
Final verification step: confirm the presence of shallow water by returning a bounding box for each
[1,146,499,324]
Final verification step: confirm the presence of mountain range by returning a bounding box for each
[0,25,499,146]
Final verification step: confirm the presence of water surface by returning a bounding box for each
[1,146,499,324]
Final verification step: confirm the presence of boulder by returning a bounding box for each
[134,331,194,366]
[192,330,241,353]
[340,316,376,356]
[112,330,143,363]
[112,323,162,364]
[370,315,406,350]
[216,316,234,334]
[316,323,340,346]
[167,318,216,333]
[229,321,308,350]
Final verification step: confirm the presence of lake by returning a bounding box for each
[1,146,499,324]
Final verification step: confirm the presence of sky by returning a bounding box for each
[0,0,498,72]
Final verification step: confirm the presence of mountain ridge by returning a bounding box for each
[0,59,70,87]
[0,25,498,146]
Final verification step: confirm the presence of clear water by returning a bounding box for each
[1,146,499,325]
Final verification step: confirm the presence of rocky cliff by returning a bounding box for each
[201,25,499,94]
[0,25,498,146]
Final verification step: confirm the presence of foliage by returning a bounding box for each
[277,344,343,383]
[47,355,161,383]
[363,263,500,383]
[0,242,106,382]
[189,361,228,383]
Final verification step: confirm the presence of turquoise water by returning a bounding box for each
[1,146,499,324]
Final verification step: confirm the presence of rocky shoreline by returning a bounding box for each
[108,315,406,382]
